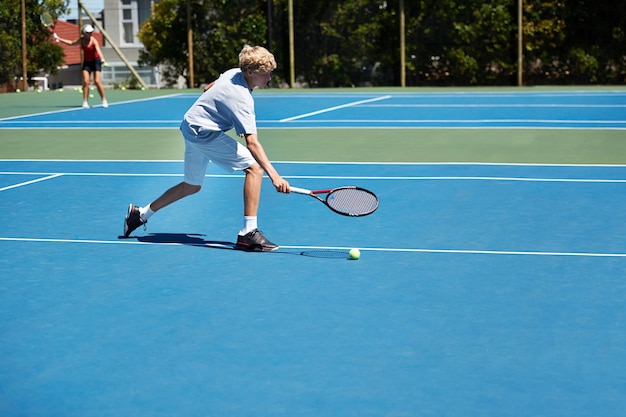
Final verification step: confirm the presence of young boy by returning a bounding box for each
[123,45,290,251]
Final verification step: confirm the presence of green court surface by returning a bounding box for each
[1,86,625,164]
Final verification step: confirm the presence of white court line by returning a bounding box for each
[0,120,180,124]
[359,104,626,108]
[1,237,625,258]
[2,171,626,183]
[260,92,626,98]
[281,119,626,125]
[0,93,186,121]
[3,160,626,167]
[3,121,624,130]
[279,95,392,122]
[0,173,63,192]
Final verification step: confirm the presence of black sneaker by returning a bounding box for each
[235,229,279,251]
[123,204,146,237]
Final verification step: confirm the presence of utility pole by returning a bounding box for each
[288,0,294,88]
[517,0,523,86]
[20,0,27,90]
[399,0,406,87]
[78,0,83,35]
[187,0,194,88]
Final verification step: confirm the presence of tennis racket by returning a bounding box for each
[40,12,58,41]
[290,186,379,217]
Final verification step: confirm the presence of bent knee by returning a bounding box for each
[245,163,263,177]
[183,182,202,195]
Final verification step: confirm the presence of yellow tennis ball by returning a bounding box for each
[348,248,361,260]
[89,93,94,98]
[15,88,20,93]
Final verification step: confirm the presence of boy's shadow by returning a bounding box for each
[135,233,235,250]
[127,233,349,259]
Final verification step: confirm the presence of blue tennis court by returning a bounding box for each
[1,90,626,417]
[2,159,626,416]
[1,90,625,129]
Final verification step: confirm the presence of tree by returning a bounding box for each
[314,0,399,86]
[0,0,69,86]
[138,0,268,87]
[270,0,399,87]
[561,0,626,83]
[136,0,625,87]
[405,0,517,85]
[521,0,567,84]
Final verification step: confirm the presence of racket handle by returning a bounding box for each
[289,186,311,195]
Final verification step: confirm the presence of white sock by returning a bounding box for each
[239,216,257,235]
[139,205,155,222]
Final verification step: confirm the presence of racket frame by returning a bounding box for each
[40,12,55,31]
[290,186,379,217]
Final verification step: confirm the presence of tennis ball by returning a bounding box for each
[15,88,20,93]
[348,248,361,260]
[89,93,94,98]
[37,89,42,93]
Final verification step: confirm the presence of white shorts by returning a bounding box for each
[180,122,256,186]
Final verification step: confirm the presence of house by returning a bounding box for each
[49,0,160,88]
[101,0,160,87]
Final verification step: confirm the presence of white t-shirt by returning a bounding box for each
[183,68,257,136]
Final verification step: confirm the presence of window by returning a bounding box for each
[120,0,138,45]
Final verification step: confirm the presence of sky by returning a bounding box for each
[62,0,105,20]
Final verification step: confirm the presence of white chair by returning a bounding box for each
[31,74,49,91]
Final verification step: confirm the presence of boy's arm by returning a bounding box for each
[243,133,290,193]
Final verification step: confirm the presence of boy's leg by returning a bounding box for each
[242,163,264,217]
[236,162,278,251]
[149,182,201,212]
[124,136,207,237]
[123,182,200,238]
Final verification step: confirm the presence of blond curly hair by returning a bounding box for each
[239,45,276,73]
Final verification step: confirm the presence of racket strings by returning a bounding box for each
[41,13,54,26]
[326,188,379,216]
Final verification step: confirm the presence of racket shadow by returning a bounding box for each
[277,249,351,259]
[131,233,350,260]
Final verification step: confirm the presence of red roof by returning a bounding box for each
[52,20,104,66]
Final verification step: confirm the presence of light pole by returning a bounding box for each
[288,0,294,88]
[187,0,194,88]
[518,0,523,86]
[20,0,28,90]
[400,0,405,87]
